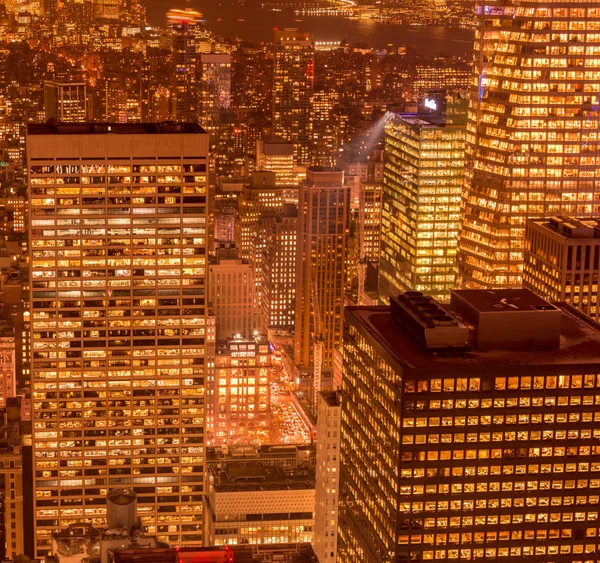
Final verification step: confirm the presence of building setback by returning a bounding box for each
[28,122,208,554]
[524,216,600,322]
[339,288,600,563]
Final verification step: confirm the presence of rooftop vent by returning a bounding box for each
[390,292,468,351]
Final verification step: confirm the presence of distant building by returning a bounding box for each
[261,204,298,330]
[209,335,272,446]
[380,95,467,302]
[314,391,341,563]
[0,398,24,559]
[43,81,87,122]
[339,288,600,562]
[199,53,231,131]
[256,139,298,187]
[208,247,261,340]
[295,168,350,369]
[0,319,15,408]
[273,29,314,164]
[524,217,600,322]
[206,445,316,547]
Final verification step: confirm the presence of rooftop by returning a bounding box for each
[531,216,600,240]
[452,288,559,314]
[346,298,600,374]
[27,121,206,136]
[320,390,341,408]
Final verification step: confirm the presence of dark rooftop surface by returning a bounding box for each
[211,461,315,493]
[346,303,600,372]
[452,288,559,313]
[320,390,341,408]
[27,121,206,135]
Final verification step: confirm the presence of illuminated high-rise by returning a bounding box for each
[28,122,208,555]
[380,95,466,302]
[457,1,600,289]
[256,139,298,187]
[44,81,87,123]
[295,168,349,369]
[272,29,314,165]
[198,54,231,132]
[340,288,600,563]
[168,9,202,123]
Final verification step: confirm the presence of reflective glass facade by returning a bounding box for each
[458,1,600,289]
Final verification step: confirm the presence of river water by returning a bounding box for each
[142,0,474,57]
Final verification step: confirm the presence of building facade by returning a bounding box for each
[339,288,600,563]
[208,247,260,340]
[314,390,340,563]
[272,29,314,165]
[0,398,24,559]
[294,168,350,369]
[199,53,231,131]
[260,203,297,331]
[28,122,208,553]
[256,139,298,187]
[207,445,316,547]
[380,98,466,302]
[209,335,272,446]
[457,1,600,289]
[44,81,87,123]
[524,216,600,322]
[0,320,15,408]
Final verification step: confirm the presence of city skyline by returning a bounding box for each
[0,0,599,561]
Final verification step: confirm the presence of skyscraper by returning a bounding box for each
[44,81,87,122]
[260,203,297,331]
[313,390,341,563]
[168,9,202,123]
[272,29,314,165]
[457,1,600,289]
[256,139,298,187]
[294,168,349,369]
[28,122,208,554]
[198,54,231,132]
[339,288,600,562]
[380,95,466,302]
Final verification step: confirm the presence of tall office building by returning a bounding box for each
[44,81,87,123]
[524,216,600,322]
[339,288,600,563]
[314,390,341,563]
[207,247,260,340]
[198,54,231,132]
[295,168,349,369]
[260,203,297,331]
[256,139,298,187]
[168,9,202,123]
[28,122,208,554]
[94,0,119,20]
[272,29,314,165]
[457,2,600,289]
[380,96,466,302]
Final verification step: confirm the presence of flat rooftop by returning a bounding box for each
[346,303,600,373]
[211,461,315,493]
[27,121,206,135]
[320,390,341,408]
[452,288,558,313]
